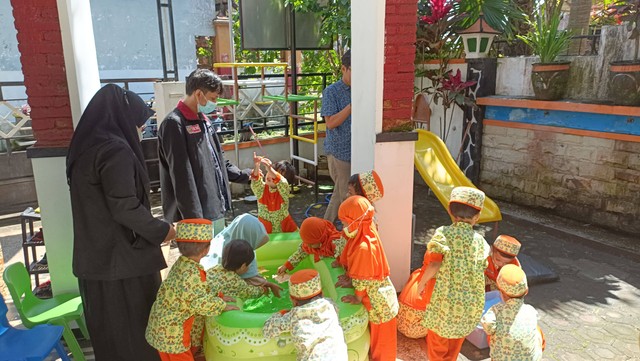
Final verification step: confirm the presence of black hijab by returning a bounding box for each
[66,84,155,181]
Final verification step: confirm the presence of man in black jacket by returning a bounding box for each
[158,69,251,234]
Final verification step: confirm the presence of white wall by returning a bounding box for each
[415,62,468,159]
[229,139,324,171]
[495,57,536,98]
[228,138,325,195]
[89,0,216,82]
[0,0,218,99]
[495,25,638,102]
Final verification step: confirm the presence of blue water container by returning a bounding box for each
[466,290,503,349]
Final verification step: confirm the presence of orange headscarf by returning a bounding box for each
[338,196,390,280]
[300,217,342,262]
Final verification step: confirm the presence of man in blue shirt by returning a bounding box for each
[321,50,352,223]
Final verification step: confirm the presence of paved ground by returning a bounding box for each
[1,173,639,360]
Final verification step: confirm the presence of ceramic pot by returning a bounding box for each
[531,62,571,101]
[609,61,640,106]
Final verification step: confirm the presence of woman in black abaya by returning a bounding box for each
[67,84,175,361]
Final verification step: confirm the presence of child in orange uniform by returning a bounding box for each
[251,152,297,233]
[146,219,238,361]
[485,235,522,292]
[338,195,398,361]
[417,187,490,361]
[276,217,346,275]
[347,170,384,204]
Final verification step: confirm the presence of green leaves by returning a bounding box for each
[286,0,350,50]
[454,0,526,39]
[517,1,572,64]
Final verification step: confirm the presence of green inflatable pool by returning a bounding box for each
[203,232,370,361]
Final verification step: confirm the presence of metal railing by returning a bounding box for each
[414,28,602,60]
[99,78,161,101]
[0,78,162,155]
[0,73,334,153]
[214,72,332,142]
[0,81,32,155]
[491,30,602,58]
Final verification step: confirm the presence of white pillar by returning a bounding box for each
[29,0,100,295]
[56,0,101,127]
[30,154,76,294]
[352,0,414,290]
[374,139,415,290]
[351,0,385,174]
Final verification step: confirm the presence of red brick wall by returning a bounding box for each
[383,0,417,131]
[11,0,73,147]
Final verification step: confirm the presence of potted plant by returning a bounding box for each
[609,0,640,106]
[517,1,572,100]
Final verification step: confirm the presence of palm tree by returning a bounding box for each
[455,0,526,39]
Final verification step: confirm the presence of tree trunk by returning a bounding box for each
[567,0,592,55]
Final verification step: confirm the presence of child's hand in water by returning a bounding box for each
[224,304,240,311]
[265,282,283,298]
[341,295,361,305]
[335,274,353,288]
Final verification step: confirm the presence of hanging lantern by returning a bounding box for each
[459,14,501,59]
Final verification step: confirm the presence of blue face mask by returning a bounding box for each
[198,99,217,114]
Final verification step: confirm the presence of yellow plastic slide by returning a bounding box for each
[414,129,502,224]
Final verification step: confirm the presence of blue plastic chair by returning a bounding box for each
[0,293,71,361]
[3,263,87,361]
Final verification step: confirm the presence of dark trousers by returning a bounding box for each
[79,273,162,361]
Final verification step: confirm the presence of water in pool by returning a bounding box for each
[242,267,294,313]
